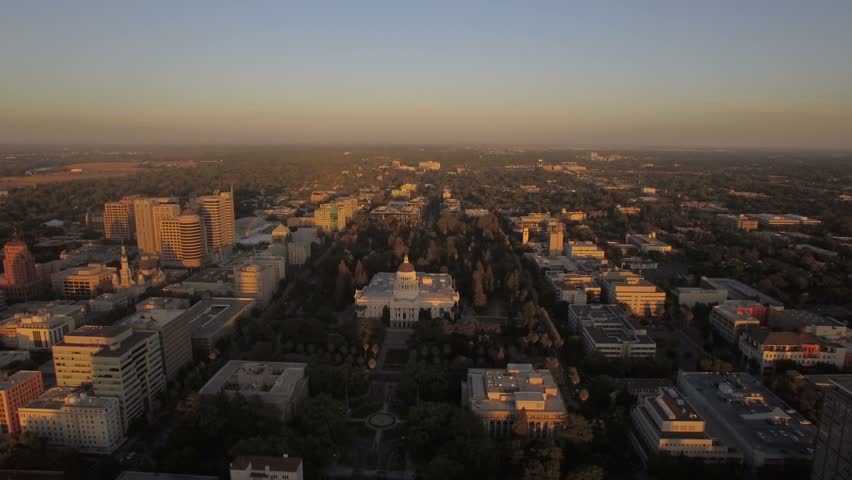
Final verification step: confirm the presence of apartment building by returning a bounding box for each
[53,325,165,427]
[709,300,764,343]
[463,364,566,438]
[599,271,665,317]
[547,220,564,256]
[19,387,125,454]
[0,371,44,434]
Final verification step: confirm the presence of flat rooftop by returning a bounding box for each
[678,372,816,461]
[185,268,233,284]
[702,277,784,306]
[117,309,186,330]
[177,298,255,342]
[116,472,217,480]
[0,370,41,390]
[21,386,116,411]
[467,364,566,414]
[199,361,307,403]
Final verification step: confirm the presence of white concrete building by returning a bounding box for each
[738,328,846,372]
[199,361,308,421]
[230,455,303,480]
[630,387,740,462]
[19,387,125,455]
[353,256,459,328]
[14,313,76,350]
[709,300,763,343]
[568,304,656,360]
[463,364,566,438]
[52,325,165,428]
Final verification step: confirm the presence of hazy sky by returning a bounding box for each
[2,1,851,148]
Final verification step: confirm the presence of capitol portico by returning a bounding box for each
[354,256,459,328]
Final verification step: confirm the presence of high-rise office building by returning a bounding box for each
[198,189,235,256]
[547,220,564,256]
[104,197,139,241]
[812,378,852,480]
[52,325,165,427]
[0,239,42,301]
[133,197,181,254]
[159,212,207,268]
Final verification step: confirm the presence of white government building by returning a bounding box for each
[354,256,459,328]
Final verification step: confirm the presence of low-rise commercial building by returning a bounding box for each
[198,361,308,421]
[599,271,665,317]
[19,387,125,455]
[176,297,255,352]
[463,364,566,438]
[369,201,422,224]
[630,386,740,462]
[14,313,76,350]
[675,287,728,308]
[676,371,816,467]
[700,276,784,308]
[230,455,304,480]
[745,213,821,229]
[0,371,44,434]
[738,328,846,372]
[716,214,758,232]
[544,272,600,305]
[51,264,117,298]
[568,304,656,360]
[625,232,672,254]
[709,300,764,343]
[135,296,190,312]
[565,241,605,259]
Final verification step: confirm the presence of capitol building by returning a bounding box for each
[354,256,459,328]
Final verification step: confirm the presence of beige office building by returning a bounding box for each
[19,387,125,455]
[117,309,192,381]
[133,197,181,254]
[198,190,236,255]
[160,212,207,268]
[630,387,740,462]
[463,364,566,438]
[52,325,165,427]
[599,271,666,317]
[566,241,605,259]
[104,197,138,241]
[234,263,278,307]
[51,264,117,298]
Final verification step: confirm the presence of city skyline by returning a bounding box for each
[2,2,851,148]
